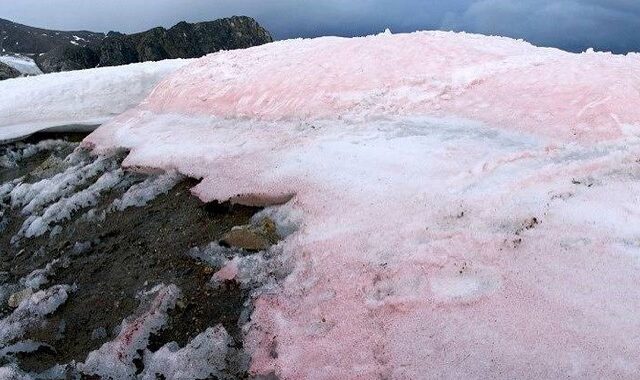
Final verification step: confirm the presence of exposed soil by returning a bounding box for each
[0,132,273,378]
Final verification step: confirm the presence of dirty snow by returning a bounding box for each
[110,170,182,211]
[140,324,231,380]
[79,30,640,378]
[0,285,71,347]
[0,58,192,142]
[79,284,180,379]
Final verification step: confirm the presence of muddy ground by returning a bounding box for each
[0,132,278,379]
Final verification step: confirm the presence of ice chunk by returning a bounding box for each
[16,169,124,238]
[140,325,230,380]
[10,152,116,214]
[0,365,33,380]
[0,285,71,347]
[110,170,182,211]
[21,259,59,290]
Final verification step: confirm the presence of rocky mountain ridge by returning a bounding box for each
[0,18,103,55]
[0,16,272,74]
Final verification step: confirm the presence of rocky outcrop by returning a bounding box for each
[35,44,100,73]
[1,16,272,73]
[98,16,273,67]
[0,61,21,80]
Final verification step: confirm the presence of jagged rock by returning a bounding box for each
[35,44,100,73]
[1,16,272,73]
[0,61,21,80]
[98,16,273,67]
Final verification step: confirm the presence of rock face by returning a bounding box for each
[0,16,272,73]
[35,45,100,73]
[0,61,21,80]
[98,17,273,67]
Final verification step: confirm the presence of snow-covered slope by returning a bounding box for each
[85,31,640,379]
[0,59,192,142]
[0,55,42,76]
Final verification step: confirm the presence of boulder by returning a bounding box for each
[0,61,21,80]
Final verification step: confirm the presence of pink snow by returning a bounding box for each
[86,31,640,379]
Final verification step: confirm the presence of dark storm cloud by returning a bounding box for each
[1,1,639,53]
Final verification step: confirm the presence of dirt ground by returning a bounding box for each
[0,132,274,379]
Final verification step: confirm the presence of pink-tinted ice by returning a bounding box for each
[86,31,640,379]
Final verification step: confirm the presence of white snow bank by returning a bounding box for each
[86,31,640,379]
[0,59,192,142]
[0,55,43,76]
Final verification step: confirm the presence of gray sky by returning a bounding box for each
[2,0,639,53]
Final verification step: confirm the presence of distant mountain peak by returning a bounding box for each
[0,16,272,74]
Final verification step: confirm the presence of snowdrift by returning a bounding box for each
[86,31,640,379]
[0,59,192,142]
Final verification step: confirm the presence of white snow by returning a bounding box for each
[0,58,193,142]
[0,55,42,76]
[82,31,640,378]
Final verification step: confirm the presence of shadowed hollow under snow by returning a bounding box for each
[86,31,640,378]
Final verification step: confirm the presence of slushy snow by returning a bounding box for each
[55,30,640,378]
[0,59,192,142]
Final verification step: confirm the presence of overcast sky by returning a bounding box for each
[2,0,639,53]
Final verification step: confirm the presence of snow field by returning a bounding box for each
[84,31,640,378]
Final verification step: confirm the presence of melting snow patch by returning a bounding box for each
[110,170,182,211]
[78,284,180,379]
[140,325,231,380]
[0,285,72,348]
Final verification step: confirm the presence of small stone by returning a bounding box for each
[220,226,271,252]
[91,326,108,340]
[8,288,33,308]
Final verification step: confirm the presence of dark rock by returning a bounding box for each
[35,44,100,73]
[99,16,273,67]
[0,61,21,80]
[97,34,139,67]
[2,16,272,73]
[0,17,104,55]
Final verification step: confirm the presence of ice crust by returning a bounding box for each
[82,31,640,378]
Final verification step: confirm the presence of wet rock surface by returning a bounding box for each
[0,133,285,379]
